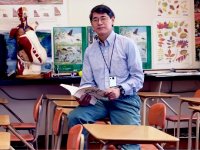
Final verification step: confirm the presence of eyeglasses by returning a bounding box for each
[92,16,110,24]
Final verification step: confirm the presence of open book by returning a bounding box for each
[60,84,108,105]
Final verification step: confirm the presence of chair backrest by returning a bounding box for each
[194,89,200,97]
[53,109,63,136]
[67,124,83,150]
[52,109,65,149]
[33,94,43,122]
[148,103,166,129]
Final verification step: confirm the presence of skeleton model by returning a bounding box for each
[10,7,47,75]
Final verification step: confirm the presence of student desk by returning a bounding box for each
[138,92,179,125]
[44,94,77,150]
[188,105,200,150]
[0,115,11,150]
[0,132,10,150]
[83,124,179,149]
[0,115,34,150]
[176,97,200,150]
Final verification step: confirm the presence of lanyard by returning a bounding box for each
[99,35,116,74]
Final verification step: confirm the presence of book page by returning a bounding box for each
[60,84,79,95]
[74,87,108,100]
[60,84,108,105]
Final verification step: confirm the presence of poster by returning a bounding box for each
[53,27,87,73]
[0,30,52,76]
[0,0,63,5]
[195,0,200,61]
[154,19,191,68]
[115,26,152,69]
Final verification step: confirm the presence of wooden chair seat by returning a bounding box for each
[10,122,36,129]
[140,144,158,150]
[11,134,34,142]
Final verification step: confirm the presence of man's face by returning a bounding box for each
[91,12,114,38]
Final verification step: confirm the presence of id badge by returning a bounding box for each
[109,76,117,87]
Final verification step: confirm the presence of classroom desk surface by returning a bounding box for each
[83,124,179,145]
[144,72,200,81]
[53,100,79,108]
[0,114,10,125]
[45,94,76,101]
[178,97,200,104]
[0,132,10,150]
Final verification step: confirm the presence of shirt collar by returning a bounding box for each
[98,31,116,47]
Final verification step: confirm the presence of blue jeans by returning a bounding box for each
[67,94,141,150]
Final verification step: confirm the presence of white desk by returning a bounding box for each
[83,124,179,149]
[0,132,10,150]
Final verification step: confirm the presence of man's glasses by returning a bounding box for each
[92,16,110,24]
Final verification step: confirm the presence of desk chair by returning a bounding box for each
[0,114,34,150]
[9,94,44,150]
[67,124,84,150]
[141,103,166,150]
[166,89,200,137]
[138,92,179,125]
[52,108,84,150]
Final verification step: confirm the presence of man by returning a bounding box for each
[68,4,144,149]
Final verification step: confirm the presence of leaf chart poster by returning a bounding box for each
[157,0,189,17]
[154,20,191,68]
[195,0,200,61]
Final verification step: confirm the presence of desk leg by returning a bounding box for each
[45,100,52,150]
[195,112,199,150]
[142,98,148,125]
[158,81,162,92]
[176,101,183,150]
[188,111,195,150]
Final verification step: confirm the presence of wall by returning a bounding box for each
[0,0,199,134]
[67,0,155,26]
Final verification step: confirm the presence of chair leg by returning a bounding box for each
[174,122,176,137]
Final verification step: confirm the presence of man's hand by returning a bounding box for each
[105,87,120,100]
[77,94,92,106]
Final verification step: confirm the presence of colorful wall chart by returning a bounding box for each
[157,0,189,17]
[155,20,191,68]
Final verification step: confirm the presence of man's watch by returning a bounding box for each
[116,85,125,96]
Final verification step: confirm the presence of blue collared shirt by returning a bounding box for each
[80,31,144,95]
